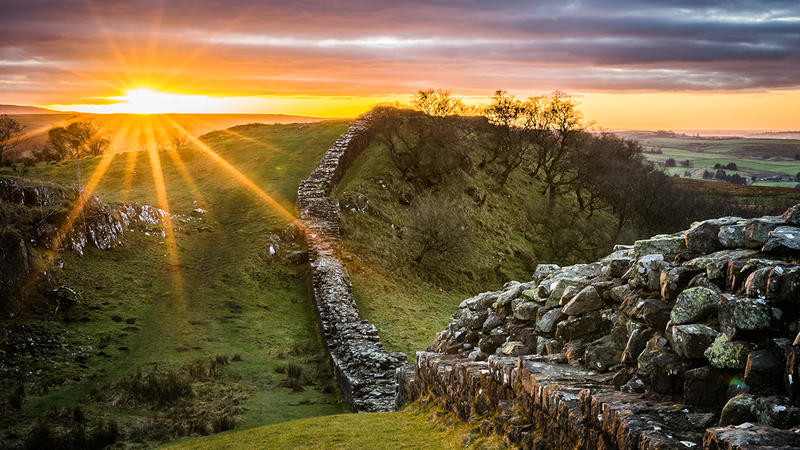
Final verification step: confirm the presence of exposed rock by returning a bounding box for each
[763,225,800,252]
[755,396,800,429]
[634,234,685,258]
[745,216,784,245]
[621,327,653,365]
[719,394,756,426]
[535,307,562,334]
[718,222,748,248]
[659,266,691,301]
[686,220,725,254]
[718,294,781,338]
[671,286,719,325]
[512,301,538,321]
[409,203,800,444]
[704,423,800,449]
[784,204,800,225]
[705,334,753,369]
[670,324,718,359]
[684,366,727,406]
[744,349,782,390]
[632,297,672,330]
[560,285,602,316]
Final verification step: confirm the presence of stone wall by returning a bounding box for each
[398,205,800,448]
[297,114,406,412]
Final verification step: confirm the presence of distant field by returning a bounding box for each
[616,131,800,186]
[4,113,327,162]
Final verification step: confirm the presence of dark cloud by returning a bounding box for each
[1,0,799,102]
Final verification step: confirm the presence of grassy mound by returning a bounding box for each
[168,402,506,449]
[0,121,351,447]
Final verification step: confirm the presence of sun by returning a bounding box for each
[105,88,215,114]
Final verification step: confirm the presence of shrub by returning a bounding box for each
[407,191,472,264]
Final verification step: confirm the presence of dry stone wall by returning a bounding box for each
[297,114,406,412]
[398,205,800,449]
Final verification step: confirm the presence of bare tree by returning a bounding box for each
[407,191,471,264]
[0,115,26,165]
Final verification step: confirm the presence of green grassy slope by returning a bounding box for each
[332,141,557,359]
[1,121,353,446]
[168,402,505,449]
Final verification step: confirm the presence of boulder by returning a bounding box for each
[743,267,771,298]
[608,284,632,303]
[584,336,621,373]
[718,294,781,338]
[560,285,602,316]
[532,264,559,284]
[705,334,753,369]
[744,349,782,391]
[535,307,563,334]
[755,396,800,429]
[766,266,800,302]
[621,327,654,365]
[783,203,800,225]
[718,222,748,248]
[684,366,727,406]
[745,216,784,245]
[670,324,718,359]
[500,341,529,356]
[686,220,724,254]
[512,301,539,321]
[719,394,756,426]
[671,286,719,325]
[631,297,672,330]
[659,266,691,301]
[704,423,800,449]
[482,314,503,333]
[477,332,506,354]
[494,283,524,308]
[555,312,606,341]
[648,351,687,394]
[629,254,665,290]
[634,234,685,259]
[763,225,800,252]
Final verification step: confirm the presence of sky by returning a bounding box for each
[1,0,799,129]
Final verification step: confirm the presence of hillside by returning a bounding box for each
[0,105,63,114]
[0,121,354,447]
[329,115,800,360]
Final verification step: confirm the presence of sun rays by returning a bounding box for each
[23,111,304,314]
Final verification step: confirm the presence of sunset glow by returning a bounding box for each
[3,1,800,128]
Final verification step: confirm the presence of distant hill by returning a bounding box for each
[0,104,64,114]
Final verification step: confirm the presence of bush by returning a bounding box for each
[407,191,471,264]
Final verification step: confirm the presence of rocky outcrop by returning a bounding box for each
[398,206,800,448]
[297,114,406,412]
[0,176,197,316]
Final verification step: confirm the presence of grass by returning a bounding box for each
[1,120,353,446]
[167,401,507,449]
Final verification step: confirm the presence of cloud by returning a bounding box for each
[1,0,799,104]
